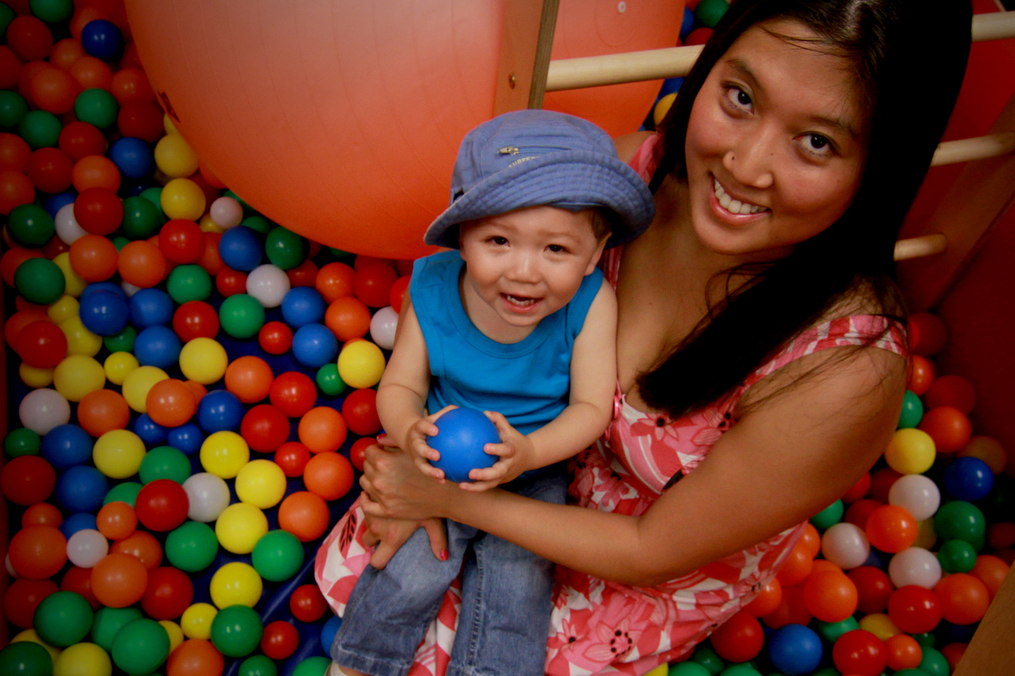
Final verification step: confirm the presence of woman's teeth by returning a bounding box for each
[714,179,766,214]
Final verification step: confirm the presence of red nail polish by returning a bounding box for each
[439,550,449,561]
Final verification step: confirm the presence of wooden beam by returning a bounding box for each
[493,0,560,115]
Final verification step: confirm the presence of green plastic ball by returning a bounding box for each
[210,605,264,658]
[238,654,278,676]
[122,195,164,239]
[220,294,266,339]
[919,647,951,676]
[111,618,171,675]
[0,4,16,37]
[695,0,728,28]
[934,500,986,545]
[111,235,129,251]
[15,257,65,305]
[691,644,725,675]
[140,186,164,211]
[290,657,331,676]
[30,0,74,22]
[937,538,977,573]
[814,616,859,643]
[252,529,305,581]
[316,363,347,396]
[810,499,843,530]
[91,606,144,652]
[75,88,119,129]
[669,662,712,676]
[0,89,29,128]
[240,215,273,234]
[897,390,923,428]
[329,247,354,259]
[104,325,137,353]
[0,641,52,676]
[102,480,143,507]
[165,521,219,573]
[34,590,94,647]
[265,226,308,269]
[139,445,192,485]
[7,204,55,248]
[5,427,42,457]
[167,264,213,304]
[912,631,935,647]
[18,110,62,147]
[717,665,761,676]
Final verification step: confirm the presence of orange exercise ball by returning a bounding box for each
[125,0,683,259]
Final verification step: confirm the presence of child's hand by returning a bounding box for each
[406,405,458,483]
[459,411,535,492]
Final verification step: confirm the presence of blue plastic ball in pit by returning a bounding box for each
[428,408,501,483]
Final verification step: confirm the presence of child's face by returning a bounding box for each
[459,205,607,342]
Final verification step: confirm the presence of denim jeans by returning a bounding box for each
[330,468,566,676]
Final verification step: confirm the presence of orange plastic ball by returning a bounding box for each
[803,571,859,622]
[91,552,149,608]
[303,452,355,501]
[96,501,138,541]
[72,154,121,193]
[166,639,225,676]
[111,67,155,105]
[934,573,990,625]
[885,633,922,671]
[224,355,274,404]
[958,436,1006,476]
[29,65,81,115]
[110,530,163,570]
[0,169,35,215]
[77,388,131,437]
[315,261,355,302]
[799,522,822,558]
[69,233,119,282]
[923,374,975,415]
[865,505,918,553]
[743,577,782,618]
[277,491,330,542]
[918,406,972,454]
[298,406,348,454]
[8,525,67,579]
[69,56,113,92]
[762,585,812,630]
[146,378,198,428]
[118,240,167,288]
[969,555,1009,599]
[22,502,62,528]
[775,540,814,588]
[325,296,372,342]
[49,38,86,70]
[907,355,935,396]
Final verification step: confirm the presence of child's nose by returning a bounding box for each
[507,252,541,283]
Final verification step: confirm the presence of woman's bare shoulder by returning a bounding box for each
[614,131,656,163]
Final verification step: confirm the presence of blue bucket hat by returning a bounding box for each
[424,110,656,249]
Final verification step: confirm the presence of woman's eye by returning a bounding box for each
[801,133,835,157]
[725,86,752,111]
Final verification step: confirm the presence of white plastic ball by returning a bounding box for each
[66,529,109,568]
[19,388,71,435]
[55,203,88,245]
[209,196,243,229]
[183,472,232,522]
[121,280,141,297]
[369,306,398,350]
[820,522,870,570]
[888,546,943,588]
[888,474,941,522]
[246,264,291,308]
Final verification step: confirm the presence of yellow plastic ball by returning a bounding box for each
[199,213,223,233]
[121,365,170,413]
[215,502,269,554]
[858,613,900,641]
[884,428,936,475]
[337,340,386,389]
[20,363,54,388]
[104,351,140,386]
[914,518,938,550]
[53,252,87,297]
[161,178,207,221]
[154,133,200,178]
[200,430,250,479]
[653,92,677,127]
[11,628,62,664]
[53,355,106,402]
[93,429,147,479]
[235,459,288,509]
[163,113,178,136]
[958,435,1007,475]
[59,316,102,357]
[644,665,669,676]
[159,619,184,653]
[53,642,112,676]
[47,295,79,323]
[209,562,263,609]
[179,337,228,385]
[180,603,218,640]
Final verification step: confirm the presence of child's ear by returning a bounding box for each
[585,235,609,275]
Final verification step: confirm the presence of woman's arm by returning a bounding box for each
[362,346,906,587]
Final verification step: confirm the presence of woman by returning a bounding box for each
[316,1,972,673]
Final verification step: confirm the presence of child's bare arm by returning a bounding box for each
[464,280,617,489]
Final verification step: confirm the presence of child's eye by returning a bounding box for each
[489,236,508,246]
[547,244,568,254]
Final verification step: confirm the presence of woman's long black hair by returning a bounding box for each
[638,0,972,417]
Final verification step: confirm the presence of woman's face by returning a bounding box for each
[684,18,868,261]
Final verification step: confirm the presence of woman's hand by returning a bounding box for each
[360,504,448,569]
[360,434,463,522]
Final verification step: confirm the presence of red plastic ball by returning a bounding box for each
[290,584,329,623]
[3,578,58,628]
[803,571,858,622]
[240,404,291,453]
[389,275,410,313]
[0,133,31,172]
[159,218,206,264]
[286,258,318,288]
[142,566,195,621]
[70,56,112,92]
[887,584,942,634]
[259,321,293,356]
[934,573,990,625]
[26,147,74,193]
[353,261,399,308]
[16,319,67,368]
[304,452,355,501]
[841,471,871,503]
[260,620,300,660]
[74,187,124,236]
[269,371,317,418]
[684,27,713,46]
[61,564,101,610]
[135,479,191,532]
[940,643,967,672]
[0,455,57,506]
[29,66,80,116]
[868,467,903,504]
[864,504,918,553]
[848,565,895,614]
[918,406,972,454]
[0,169,35,214]
[8,525,67,579]
[215,266,247,296]
[7,16,54,62]
[173,300,220,341]
[0,45,20,90]
[199,232,224,276]
[118,100,165,143]
[349,437,375,473]
[923,374,975,415]
[59,121,108,161]
[907,355,935,396]
[342,387,381,436]
[111,67,155,105]
[908,312,947,356]
[761,584,811,629]
[72,155,121,193]
[275,441,312,478]
[709,610,764,663]
[832,630,887,676]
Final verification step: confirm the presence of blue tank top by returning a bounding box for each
[411,250,603,435]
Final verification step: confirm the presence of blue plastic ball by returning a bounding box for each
[197,390,245,433]
[109,137,154,179]
[218,226,264,272]
[428,408,500,483]
[45,192,75,218]
[80,19,124,60]
[281,286,327,328]
[168,422,204,456]
[134,413,168,446]
[680,6,696,39]
[942,456,995,502]
[59,512,98,540]
[133,325,183,369]
[79,289,130,336]
[291,323,339,368]
[40,424,93,470]
[55,465,108,513]
[129,288,175,328]
[767,624,823,676]
[320,615,342,654]
[81,281,128,303]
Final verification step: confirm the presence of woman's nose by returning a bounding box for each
[723,128,776,190]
